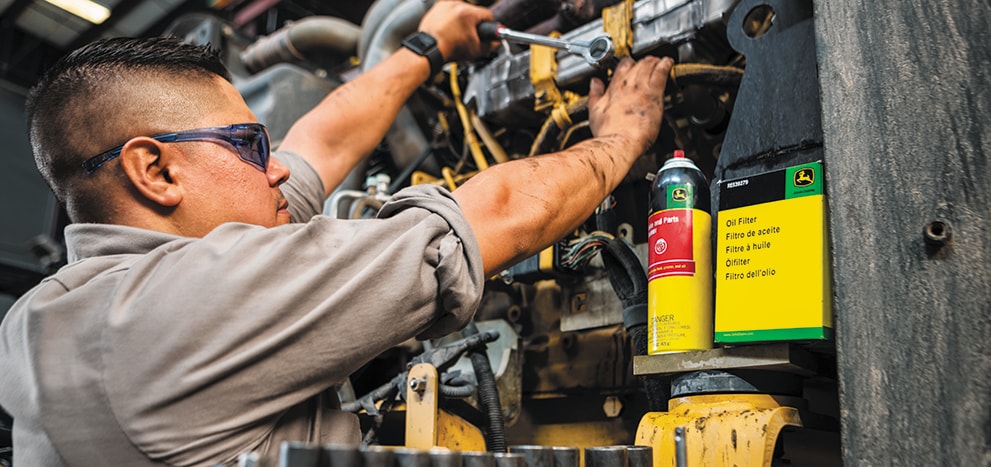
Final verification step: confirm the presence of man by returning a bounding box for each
[0,0,672,465]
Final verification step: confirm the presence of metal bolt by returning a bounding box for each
[603,396,623,418]
[499,269,514,285]
[409,378,426,393]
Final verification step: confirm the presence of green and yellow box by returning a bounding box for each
[714,161,832,344]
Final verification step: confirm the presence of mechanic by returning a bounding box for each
[0,0,673,464]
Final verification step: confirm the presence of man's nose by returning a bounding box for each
[267,157,290,186]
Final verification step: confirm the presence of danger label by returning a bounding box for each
[647,209,695,280]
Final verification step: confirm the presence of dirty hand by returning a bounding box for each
[419,1,496,63]
[588,56,674,155]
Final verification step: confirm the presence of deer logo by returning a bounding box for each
[794,168,815,187]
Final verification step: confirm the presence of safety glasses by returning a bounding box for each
[82,123,271,174]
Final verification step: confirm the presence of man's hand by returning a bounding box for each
[455,55,676,275]
[589,56,674,157]
[419,1,496,63]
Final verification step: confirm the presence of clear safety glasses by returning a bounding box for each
[81,123,271,174]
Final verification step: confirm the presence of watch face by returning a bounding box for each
[406,32,437,53]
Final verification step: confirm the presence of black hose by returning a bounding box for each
[388,145,435,194]
[599,238,667,411]
[438,383,476,399]
[627,325,668,411]
[463,323,507,452]
[341,374,403,413]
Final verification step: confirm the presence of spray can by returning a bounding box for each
[647,150,712,353]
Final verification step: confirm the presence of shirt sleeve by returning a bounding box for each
[100,184,484,463]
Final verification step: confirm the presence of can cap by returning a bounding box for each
[660,149,699,171]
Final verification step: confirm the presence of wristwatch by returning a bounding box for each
[401,31,445,76]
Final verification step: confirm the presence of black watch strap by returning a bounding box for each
[401,31,445,76]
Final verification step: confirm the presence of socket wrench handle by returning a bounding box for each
[476,21,503,42]
[476,21,615,68]
[477,21,572,50]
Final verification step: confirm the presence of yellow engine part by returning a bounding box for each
[602,0,634,59]
[405,363,487,452]
[635,394,802,467]
[529,34,580,129]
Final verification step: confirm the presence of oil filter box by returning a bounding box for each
[714,161,832,344]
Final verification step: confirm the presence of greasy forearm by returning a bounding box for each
[456,56,672,276]
[454,134,644,276]
[279,49,432,195]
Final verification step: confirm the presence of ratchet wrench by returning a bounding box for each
[477,21,616,68]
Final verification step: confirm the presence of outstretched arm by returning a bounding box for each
[278,1,494,196]
[453,56,674,277]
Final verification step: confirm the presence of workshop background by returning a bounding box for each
[1,0,989,465]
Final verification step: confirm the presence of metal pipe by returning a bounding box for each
[326,190,368,219]
[357,0,438,187]
[625,446,652,467]
[357,0,405,60]
[508,446,554,467]
[463,451,496,467]
[361,0,429,72]
[492,452,526,467]
[320,444,361,467]
[551,446,580,467]
[242,17,361,73]
[585,446,627,467]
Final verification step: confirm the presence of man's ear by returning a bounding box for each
[118,137,183,207]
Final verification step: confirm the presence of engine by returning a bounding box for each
[161,0,840,462]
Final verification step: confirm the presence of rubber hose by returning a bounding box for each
[628,325,668,411]
[438,383,476,399]
[388,145,434,193]
[669,63,745,89]
[595,201,618,236]
[600,238,647,329]
[463,323,507,452]
[599,238,670,410]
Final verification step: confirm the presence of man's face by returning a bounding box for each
[170,76,292,235]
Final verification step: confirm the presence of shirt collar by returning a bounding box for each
[65,223,187,262]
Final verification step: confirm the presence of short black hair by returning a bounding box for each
[26,36,232,221]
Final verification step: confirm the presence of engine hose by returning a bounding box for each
[599,238,647,330]
[463,323,507,452]
[438,383,476,399]
[388,145,434,193]
[669,63,745,89]
[599,238,668,410]
[595,196,618,235]
[240,17,361,73]
[627,325,668,411]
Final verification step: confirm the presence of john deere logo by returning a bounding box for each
[794,168,815,187]
[672,188,688,201]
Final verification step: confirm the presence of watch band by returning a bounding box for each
[401,31,445,76]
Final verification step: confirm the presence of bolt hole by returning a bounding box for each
[561,333,576,350]
[743,5,775,38]
[506,305,522,322]
[924,220,951,246]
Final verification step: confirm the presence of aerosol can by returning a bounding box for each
[647,150,713,353]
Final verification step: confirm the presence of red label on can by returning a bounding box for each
[647,209,695,280]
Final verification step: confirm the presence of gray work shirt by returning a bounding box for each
[0,151,484,466]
